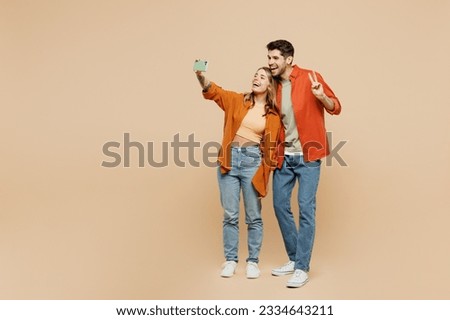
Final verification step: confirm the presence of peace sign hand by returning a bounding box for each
[308,71,325,99]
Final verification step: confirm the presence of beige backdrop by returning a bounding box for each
[1,0,450,299]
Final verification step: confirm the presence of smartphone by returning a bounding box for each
[193,59,208,72]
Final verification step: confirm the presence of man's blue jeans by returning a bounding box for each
[217,146,262,263]
[273,154,321,272]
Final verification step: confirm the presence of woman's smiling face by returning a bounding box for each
[251,68,271,94]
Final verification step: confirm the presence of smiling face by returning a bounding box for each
[267,49,293,80]
[251,68,271,94]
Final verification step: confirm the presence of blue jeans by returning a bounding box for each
[217,146,262,263]
[273,155,321,272]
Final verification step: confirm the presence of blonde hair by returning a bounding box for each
[244,67,278,116]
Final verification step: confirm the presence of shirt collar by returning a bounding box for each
[289,65,301,80]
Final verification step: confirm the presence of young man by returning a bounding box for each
[267,40,341,288]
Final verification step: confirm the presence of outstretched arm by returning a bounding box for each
[194,66,240,112]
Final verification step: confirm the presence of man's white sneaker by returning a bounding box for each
[220,261,237,278]
[246,262,260,279]
[286,269,309,288]
[271,261,295,276]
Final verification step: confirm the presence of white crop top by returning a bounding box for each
[236,106,266,143]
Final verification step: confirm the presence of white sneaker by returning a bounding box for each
[246,262,260,279]
[271,261,295,276]
[286,269,309,288]
[220,261,237,278]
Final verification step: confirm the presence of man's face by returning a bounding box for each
[267,49,292,79]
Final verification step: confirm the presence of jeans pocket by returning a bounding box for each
[242,150,261,167]
[305,159,321,168]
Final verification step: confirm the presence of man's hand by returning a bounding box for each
[308,71,335,112]
[308,71,325,99]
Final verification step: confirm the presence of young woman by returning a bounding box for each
[195,66,281,279]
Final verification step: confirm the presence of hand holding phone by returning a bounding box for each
[193,59,208,72]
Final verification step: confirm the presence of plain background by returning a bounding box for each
[1,0,449,299]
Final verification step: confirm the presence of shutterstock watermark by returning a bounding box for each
[101,132,348,168]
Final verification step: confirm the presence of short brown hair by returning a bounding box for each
[266,40,294,58]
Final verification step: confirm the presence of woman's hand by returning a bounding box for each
[195,69,210,91]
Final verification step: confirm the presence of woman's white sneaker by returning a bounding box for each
[220,261,237,277]
[271,261,295,276]
[286,269,309,288]
[246,262,260,279]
